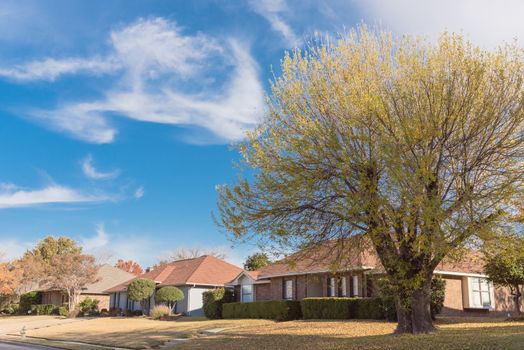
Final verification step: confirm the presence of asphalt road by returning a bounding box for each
[0,341,57,349]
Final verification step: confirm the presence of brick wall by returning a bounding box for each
[255,283,271,301]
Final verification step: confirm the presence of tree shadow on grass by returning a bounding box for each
[173,323,524,350]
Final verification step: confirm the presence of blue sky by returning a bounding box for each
[0,0,522,267]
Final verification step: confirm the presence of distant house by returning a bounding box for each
[105,255,243,316]
[40,264,135,310]
[229,242,524,317]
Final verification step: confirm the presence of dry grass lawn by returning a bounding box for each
[11,316,524,350]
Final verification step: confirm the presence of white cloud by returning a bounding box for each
[0,56,119,81]
[81,223,109,250]
[355,0,524,47]
[134,186,144,199]
[248,0,300,46]
[0,184,110,208]
[0,239,32,261]
[82,154,119,180]
[2,17,265,144]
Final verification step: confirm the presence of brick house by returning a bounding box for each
[105,255,243,316]
[229,243,524,317]
[40,264,135,310]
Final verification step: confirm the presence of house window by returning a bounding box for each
[352,276,359,297]
[470,278,492,308]
[241,284,254,302]
[283,280,293,300]
[328,277,336,297]
[339,277,347,297]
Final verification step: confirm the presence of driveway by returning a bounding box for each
[0,340,58,349]
[0,316,83,336]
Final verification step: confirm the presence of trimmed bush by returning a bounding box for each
[30,304,56,315]
[151,305,171,319]
[202,288,233,319]
[79,297,100,315]
[155,286,184,309]
[223,300,302,321]
[301,297,396,321]
[19,292,42,313]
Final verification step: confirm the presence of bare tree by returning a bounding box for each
[167,247,228,261]
[45,253,99,316]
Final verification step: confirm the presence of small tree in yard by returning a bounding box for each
[155,286,184,311]
[484,235,524,316]
[127,279,156,314]
[115,259,143,276]
[216,28,524,333]
[46,253,99,317]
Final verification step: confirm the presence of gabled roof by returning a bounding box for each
[251,240,485,280]
[255,240,377,279]
[39,264,135,295]
[104,255,243,293]
[82,264,135,294]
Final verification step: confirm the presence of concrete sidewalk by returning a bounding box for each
[0,316,83,336]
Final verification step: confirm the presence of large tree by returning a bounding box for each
[24,236,82,263]
[217,29,524,333]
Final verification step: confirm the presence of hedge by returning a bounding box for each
[30,304,68,316]
[202,288,233,319]
[222,300,302,321]
[301,297,396,321]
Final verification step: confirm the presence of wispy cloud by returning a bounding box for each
[0,184,110,209]
[134,186,144,199]
[82,154,120,180]
[248,0,300,46]
[0,57,119,81]
[2,17,265,144]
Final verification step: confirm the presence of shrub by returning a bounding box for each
[202,288,233,319]
[58,306,68,317]
[1,303,19,315]
[30,304,56,315]
[109,307,122,316]
[155,286,184,309]
[79,297,100,314]
[151,305,171,319]
[19,292,42,313]
[222,300,302,321]
[301,297,396,321]
[431,276,446,320]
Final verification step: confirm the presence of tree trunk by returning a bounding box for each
[515,284,521,316]
[395,278,435,334]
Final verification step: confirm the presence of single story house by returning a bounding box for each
[41,264,135,310]
[105,255,243,316]
[229,242,524,317]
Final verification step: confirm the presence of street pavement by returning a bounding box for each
[0,341,58,349]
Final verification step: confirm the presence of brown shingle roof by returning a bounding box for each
[255,241,485,279]
[104,255,243,293]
